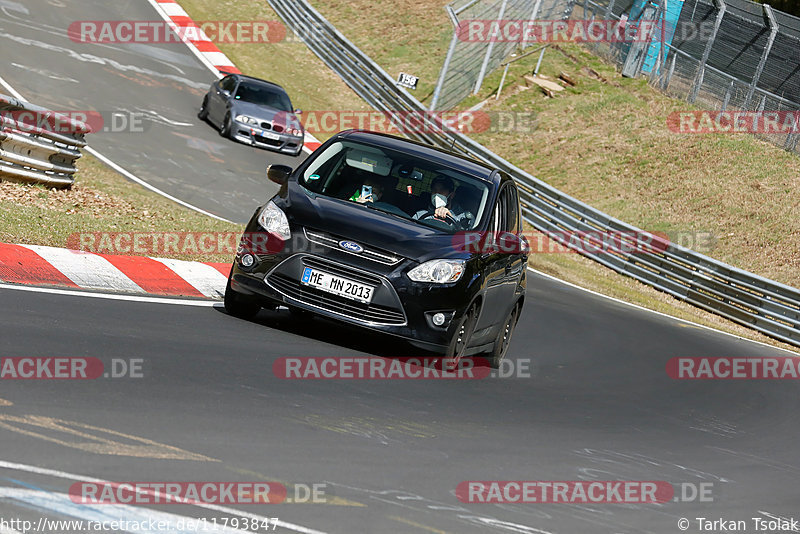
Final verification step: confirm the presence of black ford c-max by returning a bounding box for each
[225,130,528,368]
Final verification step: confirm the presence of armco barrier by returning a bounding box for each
[0,94,89,188]
[268,0,800,347]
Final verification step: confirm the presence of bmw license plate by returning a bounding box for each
[301,267,375,304]
[259,131,280,140]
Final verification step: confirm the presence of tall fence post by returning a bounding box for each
[474,0,510,94]
[663,48,677,89]
[522,0,544,50]
[744,4,778,109]
[689,0,725,103]
[431,5,461,110]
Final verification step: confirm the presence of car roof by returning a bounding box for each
[335,130,500,185]
[226,73,288,94]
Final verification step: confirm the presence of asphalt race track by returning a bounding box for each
[1,1,799,533]
[1,279,798,534]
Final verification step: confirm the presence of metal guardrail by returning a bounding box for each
[268,0,800,348]
[0,94,89,189]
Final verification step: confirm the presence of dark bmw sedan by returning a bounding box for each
[198,73,305,156]
[224,130,528,367]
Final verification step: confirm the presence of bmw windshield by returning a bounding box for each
[299,140,490,233]
[233,82,293,112]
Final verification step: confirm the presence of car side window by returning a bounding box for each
[505,186,519,234]
[220,76,237,94]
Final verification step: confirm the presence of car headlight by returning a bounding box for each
[257,201,291,240]
[235,114,259,125]
[288,127,303,137]
[407,259,465,283]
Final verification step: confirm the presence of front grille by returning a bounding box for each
[260,121,272,130]
[267,272,406,325]
[304,229,403,266]
[254,135,281,147]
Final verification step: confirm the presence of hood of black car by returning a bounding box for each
[280,183,467,263]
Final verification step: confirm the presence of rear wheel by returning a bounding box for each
[442,303,478,371]
[224,277,260,319]
[485,303,521,369]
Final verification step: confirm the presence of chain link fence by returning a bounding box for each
[432,0,800,154]
[431,0,574,111]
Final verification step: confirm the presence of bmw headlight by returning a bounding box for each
[407,259,465,283]
[257,201,291,240]
[235,114,259,125]
[288,127,303,137]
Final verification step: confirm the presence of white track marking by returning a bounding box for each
[159,3,189,17]
[151,258,227,298]
[0,75,234,223]
[0,283,220,306]
[0,461,329,534]
[145,0,226,78]
[20,245,143,293]
[84,147,234,223]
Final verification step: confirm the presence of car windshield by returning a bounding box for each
[300,140,490,233]
[233,82,293,112]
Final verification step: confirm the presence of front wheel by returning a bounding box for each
[442,303,478,371]
[220,112,232,138]
[224,277,260,319]
[198,96,209,120]
[485,303,521,369]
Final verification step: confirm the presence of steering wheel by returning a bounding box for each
[419,209,457,225]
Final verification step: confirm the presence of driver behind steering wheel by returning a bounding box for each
[413,175,474,229]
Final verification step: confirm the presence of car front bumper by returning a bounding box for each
[228,227,478,353]
[231,123,303,154]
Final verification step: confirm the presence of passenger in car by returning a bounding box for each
[349,177,385,204]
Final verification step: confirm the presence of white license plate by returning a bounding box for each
[301,267,375,304]
[259,130,280,140]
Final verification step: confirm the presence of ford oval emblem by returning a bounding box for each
[339,240,363,253]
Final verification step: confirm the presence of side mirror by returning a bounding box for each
[294,109,303,115]
[266,164,293,185]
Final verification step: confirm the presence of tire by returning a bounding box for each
[485,303,521,369]
[198,96,209,121]
[442,303,478,371]
[224,277,260,319]
[220,112,232,138]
